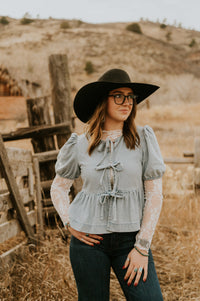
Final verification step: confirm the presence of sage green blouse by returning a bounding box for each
[55,125,166,234]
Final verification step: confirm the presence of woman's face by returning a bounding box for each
[105,87,134,126]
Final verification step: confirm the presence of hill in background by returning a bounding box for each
[0,17,200,105]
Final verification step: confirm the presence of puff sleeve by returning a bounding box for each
[55,133,81,179]
[142,125,165,181]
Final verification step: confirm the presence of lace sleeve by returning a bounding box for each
[135,177,163,251]
[50,174,74,226]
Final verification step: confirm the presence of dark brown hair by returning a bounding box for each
[86,97,140,155]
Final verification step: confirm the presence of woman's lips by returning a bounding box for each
[119,110,129,113]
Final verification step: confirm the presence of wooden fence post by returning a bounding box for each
[0,134,35,242]
[26,96,56,181]
[49,54,82,199]
[194,137,200,195]
[48,54,73,148]
[33,157,44,238]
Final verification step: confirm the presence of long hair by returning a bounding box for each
[86,98,140,155]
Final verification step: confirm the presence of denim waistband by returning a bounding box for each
[71,231,139,257]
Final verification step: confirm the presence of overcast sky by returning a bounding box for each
[1,0,200,31]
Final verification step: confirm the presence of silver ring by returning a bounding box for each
[134,268,138,273]
[127,257,130,262]
[139,267,143,273]
[81,238,84,241]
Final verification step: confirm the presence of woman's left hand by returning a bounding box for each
[123,247,148,286]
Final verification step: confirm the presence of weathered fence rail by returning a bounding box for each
[164,137,200,194]
[164,157,194,164]
[2,123,71,141]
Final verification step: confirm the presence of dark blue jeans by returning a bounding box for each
[70,232,163,301]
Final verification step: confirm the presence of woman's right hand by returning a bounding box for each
[67,226,103,246]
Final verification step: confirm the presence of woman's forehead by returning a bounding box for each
[109,87,133,94]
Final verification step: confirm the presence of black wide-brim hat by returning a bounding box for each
[73,69,159,123]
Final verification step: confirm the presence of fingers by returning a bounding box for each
[89,234,104,241]
[84,236,101,245]
[123,248,149,286]
[134,267,143,286]
[69,228,103,246]
[124,262,148,286]
[143,264,148,282]
[79,236,95,246]
[122,256,130,269]
[83,233,103,245]
[124,263,135,284]
[125,266,145,286]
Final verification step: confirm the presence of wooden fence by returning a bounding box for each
[0,54,74,268]
[0,147,36,268]
[163,137,200,193]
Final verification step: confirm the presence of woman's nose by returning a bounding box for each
[122,97,131,105]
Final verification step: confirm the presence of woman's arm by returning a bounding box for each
[123,177,163,286]
[135,177,163,251]
[50,174,74,226]
[50,174,103,245]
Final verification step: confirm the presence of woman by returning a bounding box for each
[51,69,166,300]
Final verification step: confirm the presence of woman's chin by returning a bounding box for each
[120,115,130,121]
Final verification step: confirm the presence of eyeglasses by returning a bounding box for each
[108,94,138,105]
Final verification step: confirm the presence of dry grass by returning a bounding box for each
[136,103,200,158]
[0,229,124,300]
[0,188,200,300]
[154,193,200,301]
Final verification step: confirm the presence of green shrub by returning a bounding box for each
[189,38,197,48]
[0,16,9,25]
[84,61,95,74]
[126,23,142,34]
[60,21,70,29]
[160,23,167,29]
[20,17,34,25]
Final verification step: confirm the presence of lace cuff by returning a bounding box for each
[135,177,163,251]
[50,174,74,226]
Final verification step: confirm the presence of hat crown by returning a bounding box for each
[98,69,131,83]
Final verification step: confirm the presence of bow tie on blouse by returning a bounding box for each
[96,137,124,220]
[97,135,122,153]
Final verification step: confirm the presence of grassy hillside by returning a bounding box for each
[0,17,200,104]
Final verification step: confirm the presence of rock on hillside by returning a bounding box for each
[0,17,200,104]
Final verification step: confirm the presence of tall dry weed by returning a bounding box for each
[153,187,200,300]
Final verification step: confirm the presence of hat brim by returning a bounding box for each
[73,81,159,123]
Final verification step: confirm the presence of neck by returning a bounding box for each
[102,129,122,133]
[101,129,122,141]
[103,120,124,131]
